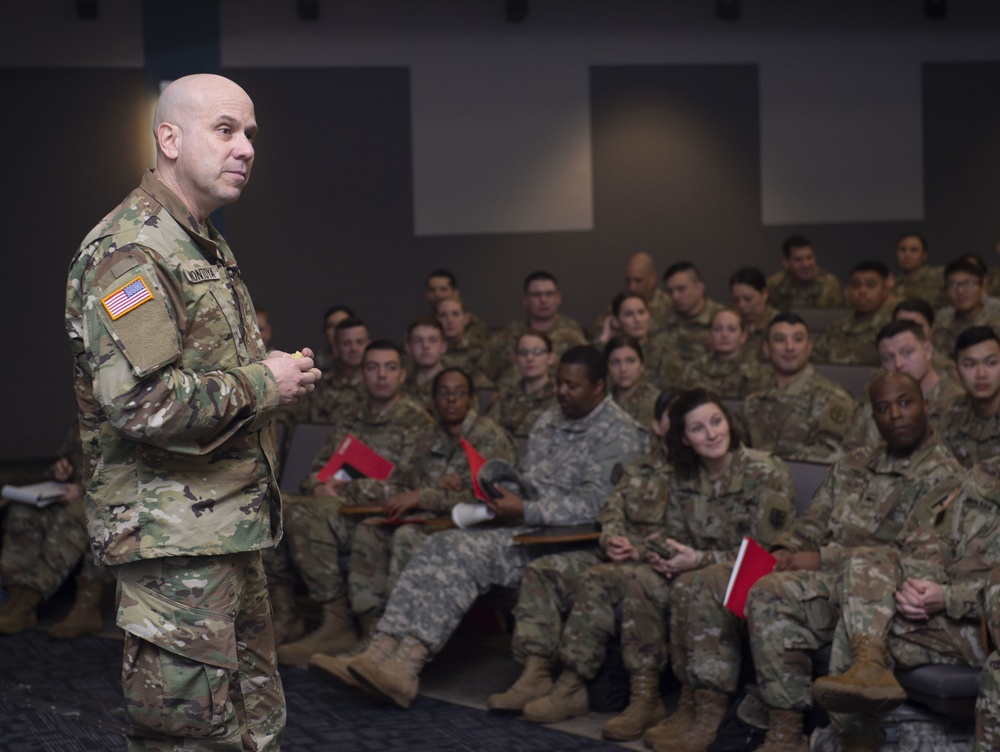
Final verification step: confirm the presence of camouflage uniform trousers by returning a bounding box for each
[976,567,1000,751]
[280,494,357,603]
[0,499,88,598]
[115,551,283,751]
[619,563,677,675]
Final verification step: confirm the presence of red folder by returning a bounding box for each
[317,433,395,483]
[460,438,489,501]
[723,536,777,619]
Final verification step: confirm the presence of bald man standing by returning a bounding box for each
[66,74,320,750]
[592,253,673,340]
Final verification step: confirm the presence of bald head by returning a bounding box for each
[625,253,658,301]
[153,74,257,224]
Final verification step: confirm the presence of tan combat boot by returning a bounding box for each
[276,595,357,665]
[308,614,381,689]
[269,583,305,647]
[601,670,667,741]
[756,708,809,752]
[0,586,43,635]
[48,575,104,640]
[522,669,589,724]
[643,683,696,749]
[811,636,906,713]
[486,655,554,715]
[349,634,428,709]
[652,688,729,752]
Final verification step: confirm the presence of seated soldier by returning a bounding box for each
[423,268,490,342]
[892,297,955,372]
[402,316,448,411]
[484,271,587,389]
[595,292,677,385]
[736,312,855,463]
[315,304,355,373]
[436,295,493,388]
[808,454,1000,749]
[335,346,648,709]
[979,567,1000,750]
[812,261,896,365]
[658,262,726,382]
[734,373,961,752]
[678,307,767,398]
[606,335,660,428]
[485,389,673,729]
[934,258,1000,356]
[271,341,435,662]
[590,252,673,340]
[939,326,1000,467]
[310,367,517,683]
[292,316,369,423]
[842,320,963,450]
[484,330,558,440]
[766,234,844,309]
[730,267,780,361]
[892,233,946,309]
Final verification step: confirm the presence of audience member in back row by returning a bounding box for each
[291,316,370,423]
[595,292,677,387]
[892,233,946,309]
[735,312,855,463]
[484,330,558,439]
[933,258,1000,357]
[605,335,661,428]
[678,307,766,398]
[811,261,895,365]
[766,234,844,310]
[590,252,673,340]
[315,304,356,373]
[436,296,493,389]
[730,266,780,361]
[660,262,726,382]
[892,297,955,372]
[402,316,448,411]
[423,268,490,343]
[938,326,1000,467]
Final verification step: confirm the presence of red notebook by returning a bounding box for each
[316,434,395,483]
[723,536,777,619]
[460,438,489,501]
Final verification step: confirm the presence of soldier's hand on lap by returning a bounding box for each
[436,473,464,492]
[484,485,524,521]
[655,539,697,578]
[786,551,821,571]
[58,483,81,505]
[772,549,793,571]
[384,491,420,519]
[605,536,638,562]
[265,347,321,405]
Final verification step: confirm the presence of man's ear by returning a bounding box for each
[157,122,181,160]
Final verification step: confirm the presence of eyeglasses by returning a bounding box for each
[435,388,470,400]
[948,279,980,290]
[516,347,549,357]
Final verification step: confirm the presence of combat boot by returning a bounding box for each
[755,709,808,752]
[522,669,589,724]
[601,670,666,740]
[811,636,906,713]
[0,586,42,635]
[643,683,696,749]
[276,595,357,665]
[48,575,104,640]
[307,614,381,689]
[269,583,305,647]
[652,688,729,752]
[349,634,429,709]
[486,655,554,715]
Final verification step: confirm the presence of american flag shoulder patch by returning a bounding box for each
[102,276,154,320]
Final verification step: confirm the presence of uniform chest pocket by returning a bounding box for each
[625,478,667,525]
[181,285,251,369]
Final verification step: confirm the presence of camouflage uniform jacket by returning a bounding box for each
[811,299,896,365]
[613,380,660,430]
[483,378,557,439]
[766,267,845,309]
[596,444,671,554]
[933,303,1000,358]
[737,365,855,463]
[770,435,962,572]
[65,170,281,565]
[302,395,435,494]
[520,396,648,526]
[678,349,767,398]
[284,365,364,424]
[661,298,727,364]
[401,368,437,413]
[442,333,494,389]
[745,304,781,362]
[900,457,1000,621]
[938,394,1000,468]
[667,447,795,568]
[894,265,946,310]
[484,314,587,387]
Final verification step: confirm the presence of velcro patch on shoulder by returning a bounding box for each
[98,266,180,378]
[101,276,153,320]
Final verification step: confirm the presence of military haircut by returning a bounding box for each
[954,326,1000,360]
[560,344,607,385]
[876,319,928,346]
[324,304,356,322]
[729,266,767,291]
[335,316,367,336]
[523,269,558,292]
[945,258,986,281]
[893,298,935,328]
[362,339,402,363]
[665,387,742,477]
[611,291,647,317]
[781,233,812,258]
[850,260,890,279]
[663,260,701,283]
[604,334,644,364]
[426,268,458,288]
[431,366,475,398]
[896,232,927,252]
[407,315,445,339]
[766,310,809,334]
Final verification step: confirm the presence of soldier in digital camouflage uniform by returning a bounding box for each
[933,259,1000,357]
[938,326,1000,468]
[678,308,767,398]
[485,388,672,734]
[811,261,896,366]
[335,346,648,710]
[842,320,964,451]
[483,330,558,440]
[65,74,323,751]
[978,566,1000,751]
[624,390,795,751]
[274,341,435,664]
[730,267,781,362]
[892,233,946,310]
[483,271,587,389]
[807,455,1000,748]
[658,262,726,383]
[736,312,855,464]
[309,368,517,684]
[766,234,845,310]
[734,373,962,752]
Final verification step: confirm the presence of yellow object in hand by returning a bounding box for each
[291,351,303,358]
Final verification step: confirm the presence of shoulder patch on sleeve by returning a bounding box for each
[101,276,153,320]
